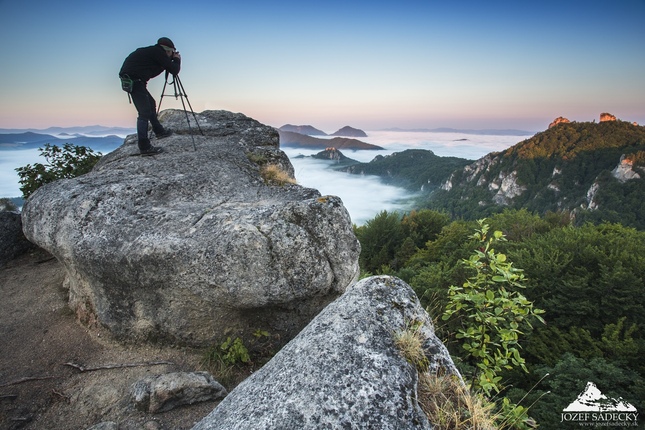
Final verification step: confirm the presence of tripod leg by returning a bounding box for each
[180,96,197,151]
[173,78,197,151]
[175,76,204,136]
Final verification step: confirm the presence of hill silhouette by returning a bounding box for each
[278,124,327,136]
[277,130,383,150]
[330,126,367,137]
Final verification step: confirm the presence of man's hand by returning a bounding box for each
[173,51,181,60]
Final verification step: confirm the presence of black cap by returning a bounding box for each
[157,37,175,50]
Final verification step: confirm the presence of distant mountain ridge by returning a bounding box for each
[0,132,124,153]
[277,130,383,150]
[279,125,328,136]
[330,126,367,138]
[0,125,135,137]
[278,124,368,137]
[382,127,535,136]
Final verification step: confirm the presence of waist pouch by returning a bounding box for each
[120,75,134,93]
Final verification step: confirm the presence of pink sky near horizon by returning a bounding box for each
[1,0,643,133]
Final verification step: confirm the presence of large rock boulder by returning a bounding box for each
[21,110,360,346]
[192,276,462,430]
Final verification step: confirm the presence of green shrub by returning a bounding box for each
[442,220,545,395]
[15,143,102,199]
[442,220,545,428]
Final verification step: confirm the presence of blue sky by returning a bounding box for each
[0,0,643,132]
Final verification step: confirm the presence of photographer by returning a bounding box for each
[119,37,181,155]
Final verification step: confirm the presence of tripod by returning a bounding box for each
[158,72,204,151]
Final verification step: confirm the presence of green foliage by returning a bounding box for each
[201,336,252,388]
[15,143,102,199]
[200,329,278,389]
[354,209,451,274]
[203,336,250,367]
[487,208,568,241]
[442,220,545,396]
[507,222,645,338]
[354,210,404,273]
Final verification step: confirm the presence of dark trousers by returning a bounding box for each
[130,81,164,150]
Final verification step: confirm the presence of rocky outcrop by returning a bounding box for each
[549,116,570,128]
[21,110,361,346]
[600,112,617,122]
[491,170,527,205]
[192,276,461,430]
[130,372,227,413]
[462,154,498,183]
[312,147,353,163]
[612,154,642,182]
[585,181,601,210]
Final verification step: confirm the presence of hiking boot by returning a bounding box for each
[156,129,173,139]
[140,146,164,156]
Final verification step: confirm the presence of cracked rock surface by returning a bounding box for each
[21,110,360,347]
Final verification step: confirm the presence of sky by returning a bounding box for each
[0,0,644,132]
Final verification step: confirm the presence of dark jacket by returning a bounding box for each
[119,44,181,82]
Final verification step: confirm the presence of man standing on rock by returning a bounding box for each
[119,37,181,155]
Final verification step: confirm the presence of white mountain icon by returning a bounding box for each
[563,382,637,412]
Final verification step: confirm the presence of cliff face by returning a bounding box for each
[21,110,361,347]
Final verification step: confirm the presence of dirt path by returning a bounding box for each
[0,250,219,430]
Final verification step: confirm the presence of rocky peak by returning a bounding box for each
[312,147,353,163]
[600,112,617,122]
[21,110,361,347]
[549,116,570,128]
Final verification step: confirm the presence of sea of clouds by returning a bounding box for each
[284,130,529,224]
[1,130,529,224]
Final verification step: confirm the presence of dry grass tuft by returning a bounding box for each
[394,320,498,428]
[394,322,430,372]
[260,164,296,186]
[418,372,498,430]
